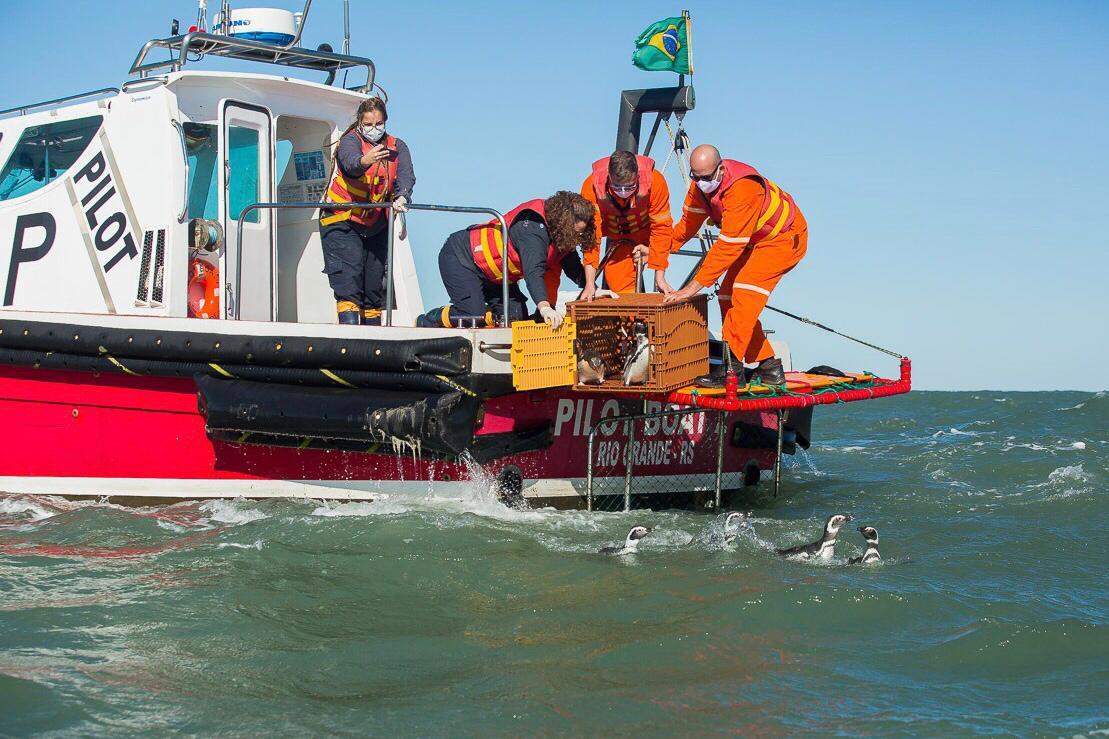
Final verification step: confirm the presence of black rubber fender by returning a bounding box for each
[0,318,472,375]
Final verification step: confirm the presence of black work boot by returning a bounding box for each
[696,351,743,389]
[750,357,786,385]
[337,310,362,325]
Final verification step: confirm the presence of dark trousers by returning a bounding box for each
[320,220,388,309]
[438,231,529,324]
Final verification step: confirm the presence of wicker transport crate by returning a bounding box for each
[567,293,709,394]
[510,319,577,391]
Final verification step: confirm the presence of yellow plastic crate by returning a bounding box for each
[510,319,577,391]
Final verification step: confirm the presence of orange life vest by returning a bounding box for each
[187,258,219,319]
[468,199,559,285]
[590,154,655,238]
[699,160,799,245]
[320,132,399,229]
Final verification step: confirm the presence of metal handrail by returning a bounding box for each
[0,87,119,118]
[584,405,716,512]
[121,77,169,93]
[130,32,376,92]
[170,120,190,223]
[233,202,510,326]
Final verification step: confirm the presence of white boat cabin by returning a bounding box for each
[0,32,424,327]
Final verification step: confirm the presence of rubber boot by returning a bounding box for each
[363,308,383,326]
[696,350,743,389]
[750,357,785,385]
[337,300,362,325]
[337,310,362,325]
[417,305,453,328]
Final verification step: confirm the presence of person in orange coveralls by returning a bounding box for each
[659,144,807,386]
[579,150,672,298]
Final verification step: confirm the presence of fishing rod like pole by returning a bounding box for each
[762,304,904,359]
[575,239,648,299]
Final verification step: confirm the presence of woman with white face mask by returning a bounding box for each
[319,97,416,324]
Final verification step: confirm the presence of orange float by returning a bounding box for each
[187,258,220,319]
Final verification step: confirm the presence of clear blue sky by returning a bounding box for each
[2,1,1106,390]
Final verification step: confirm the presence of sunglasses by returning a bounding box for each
[690,164,721,182]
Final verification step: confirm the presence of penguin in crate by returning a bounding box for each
[621,320,652,386]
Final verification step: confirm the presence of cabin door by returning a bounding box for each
[219,101,274,320]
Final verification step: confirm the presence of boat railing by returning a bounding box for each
[585,404,734,512]
[130,33,375,92]
[232,202,510,327]
[0,88,120,119]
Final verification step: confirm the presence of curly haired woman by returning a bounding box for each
[419,191,605,328]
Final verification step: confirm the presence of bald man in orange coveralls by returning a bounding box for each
[659,144,807,386]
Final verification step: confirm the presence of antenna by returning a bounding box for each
[195,0,208,32]
[343,0,351,55]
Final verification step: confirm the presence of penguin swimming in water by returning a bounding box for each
[847,526,881,564]
[723,511,752,544]
[775,514,853,560]
[577,349,606,385]
[621,321,652,385]
[599,525,652,555]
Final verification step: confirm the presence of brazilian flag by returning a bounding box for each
[632,16,691,74]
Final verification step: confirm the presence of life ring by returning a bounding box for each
[187,258,220,319]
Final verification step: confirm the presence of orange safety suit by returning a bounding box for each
[665,160,807,364]
[580,156,672,293]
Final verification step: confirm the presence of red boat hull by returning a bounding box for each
[0,365,776,507]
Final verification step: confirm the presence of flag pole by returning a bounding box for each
[683,9,694,79]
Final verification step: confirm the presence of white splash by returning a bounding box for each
[931,427,981,438]
[217,540,264,550]
[1046,465,1091,484]
[200,499,266,525]
[311,501,378,517]
[0,497,58,521]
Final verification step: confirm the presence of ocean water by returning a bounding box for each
[1,391,1105,736]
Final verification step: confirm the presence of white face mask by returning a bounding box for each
[359,124,386,143]
[696,177,721,194]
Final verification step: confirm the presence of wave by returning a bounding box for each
[199,499,267,525]
[0,496,63,522]
[1056,390,1107,412]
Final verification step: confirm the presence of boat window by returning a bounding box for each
[184,122,218,220]
[228,125,260,224]
[0,115,103,202]
[275,138,294,187]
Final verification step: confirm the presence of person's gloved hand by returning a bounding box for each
[632,244,649,265]
[539,304,563,330]
[392,195,409,213]
[594,288,619,300]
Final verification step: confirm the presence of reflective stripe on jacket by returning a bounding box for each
[320,133,399,228]
[468,199,557,284]
[590,154,655,237]
[699,160,797,245]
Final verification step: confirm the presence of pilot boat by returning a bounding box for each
[0,2,909,510]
